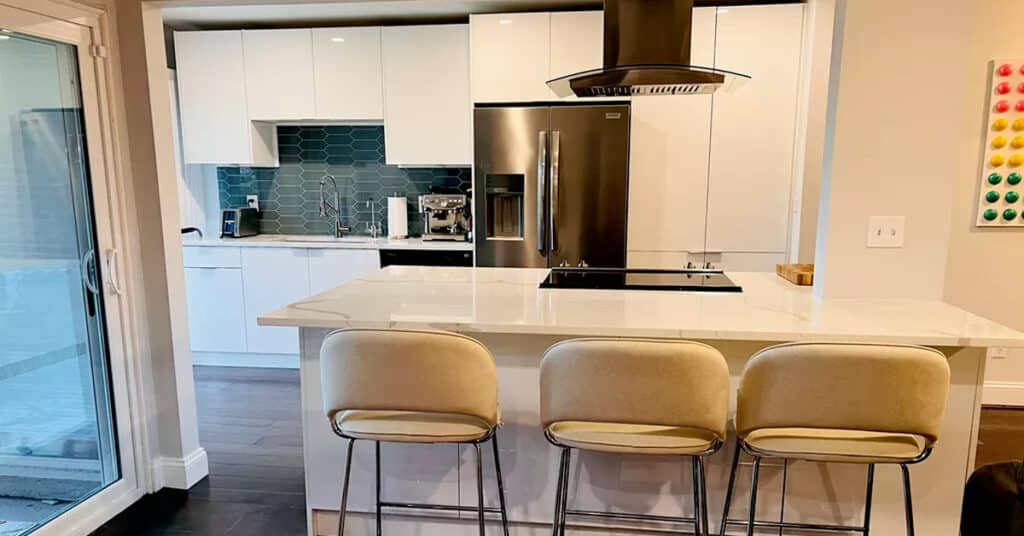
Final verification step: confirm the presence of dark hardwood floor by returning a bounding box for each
[92,366,307,536]
[91,366,1024,535]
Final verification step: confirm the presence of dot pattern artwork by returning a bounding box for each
[978,59,1024,227]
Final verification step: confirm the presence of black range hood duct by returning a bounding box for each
[547,0,750,98]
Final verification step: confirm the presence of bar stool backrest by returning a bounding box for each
[320,329,499,426]
[736,342,951,445]
[540,338,730,440]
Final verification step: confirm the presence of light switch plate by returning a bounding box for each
[246,195,259,210]
[990,347,1009,359]
[867,216,905,248]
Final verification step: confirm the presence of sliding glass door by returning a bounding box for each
[0,4,136,535]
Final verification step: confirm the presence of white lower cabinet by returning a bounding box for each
[241,248,311,355]
[184,267,247,353]
[308,249,380,296]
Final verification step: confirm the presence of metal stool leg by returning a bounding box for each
[491,435,511,536]
[746,456,761,536]
[777,460,788,536]
[719,440,742,536]
[691,457,702,536]
[695,456,710,536]
[475,443,486,536]
[375,441,382,536]
[558,449,571,536]
[551,448,568,536]
[900,464,915,536]
[863,464,875,535]
[337,438,355,536]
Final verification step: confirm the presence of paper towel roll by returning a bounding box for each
[387,196,408,239]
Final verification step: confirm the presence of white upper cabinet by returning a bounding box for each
[706,4,805,254]
[243,29,315,121]
[549,11,603,80]
[312,27,384,121]
[471,13,552,103]
[626,7,716,268]
[382,24,472,166]
[175,31,278,166]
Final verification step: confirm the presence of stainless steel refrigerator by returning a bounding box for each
[474,103,631,268]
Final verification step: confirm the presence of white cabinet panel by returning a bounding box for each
[241,248,310,355]
[243,29,315,121]
[308,249,380,296]
[625,8,715,268]
[183,246,241,268]
[706,4,805,253]
[312,27,384,121]
[174,31,278,166]
[382,25,471,166]
[549,11,603,80]
[470,13,551,103]
[185,267,246,353]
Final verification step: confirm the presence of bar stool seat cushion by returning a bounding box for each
[743,427,927,463]
[547,421,718,455]
[335,410,492,443]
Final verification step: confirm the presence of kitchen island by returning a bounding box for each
[259,266,1024,536]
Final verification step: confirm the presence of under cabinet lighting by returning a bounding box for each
[498,19,513,25]
[331,37,345,43]
[0,36,9,41]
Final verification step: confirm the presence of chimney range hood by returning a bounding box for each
[546,0,750,98]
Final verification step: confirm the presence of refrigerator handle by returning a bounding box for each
[537,131,548,254]
[549,131,561,252]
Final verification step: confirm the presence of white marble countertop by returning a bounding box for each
[257,266,1024,347]
[182,234,474,251]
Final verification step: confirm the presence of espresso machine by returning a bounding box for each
[418,194,469,241]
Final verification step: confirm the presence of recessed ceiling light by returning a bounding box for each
[331,37,345,43]
[498,19,512,25]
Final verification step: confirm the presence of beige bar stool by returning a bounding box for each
[540,338,731,536]
[719,342,951,536]
[320,328,510,536]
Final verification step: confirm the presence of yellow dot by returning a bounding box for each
[1012,154,1024,167]
[992,154,1007,167]
[1014,137,1024,149]
[995,118,1010,131]
[1015,119,1024,131]
[994,136,1008,148]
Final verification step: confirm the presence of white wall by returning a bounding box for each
[813,0,974,299]
[942,0,1024,406]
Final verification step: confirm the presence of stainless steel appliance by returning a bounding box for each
[540,268,742,292]
[418,194,469,241]
[474,103,630,268]
[220,208,259,238]
[546,0,750,98]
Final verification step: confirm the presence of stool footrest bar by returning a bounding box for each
[379,501,504,515]
[723,518,869,533]
[567,508,699,525]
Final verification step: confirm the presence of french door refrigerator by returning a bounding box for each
[474,103,631,268]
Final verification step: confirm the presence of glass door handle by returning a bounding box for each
[81,249,99,294]
[106,248,123,295]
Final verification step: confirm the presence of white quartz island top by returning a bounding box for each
[258,266,1024,347]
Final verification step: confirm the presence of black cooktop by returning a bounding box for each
[540,268,742,293]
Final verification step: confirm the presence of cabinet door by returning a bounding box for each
[312,27,384,120]
[626,7,716,268]
[549,11,603,80]
[470,13,551,102]
[308,249,380,296]
[706,4,805,255]
[185,268,246,353]
[241,248,310,355]
[382,25,471,166]
[243,29,315,121]
[174,31,251,164]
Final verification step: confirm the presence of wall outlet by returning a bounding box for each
[990,347,1009,359]
[866,216,904,248]
[246,195,259,210]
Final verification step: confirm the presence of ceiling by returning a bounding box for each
[161,0,602,29]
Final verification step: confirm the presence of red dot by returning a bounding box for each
[996,100,1011,113]
[1017,101,1024,113]
[1019,82,1024,94]
[998,82,1012,95]
[999,64,1015,76]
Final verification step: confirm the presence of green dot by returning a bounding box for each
[990,173,1004,185]
[1007,191,1021,203]
[984,209,999,221]
[1009,172,1023,185]
[987,190,1001,202]
[1004,208,1018,221]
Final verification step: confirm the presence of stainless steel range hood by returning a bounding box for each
[547,0,750,97]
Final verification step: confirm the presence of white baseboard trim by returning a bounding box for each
[193,351,298,369]
[151,447,209,490]
[983,381,1024,407]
